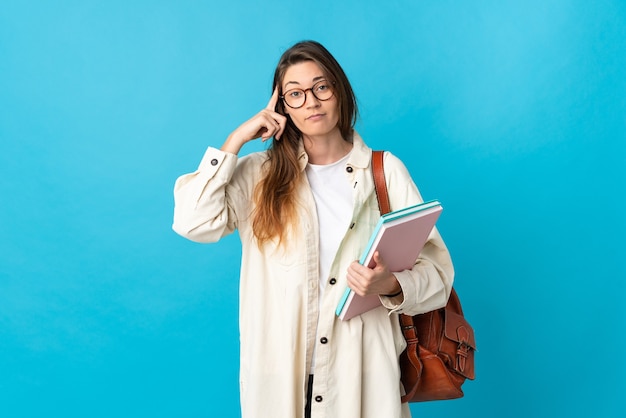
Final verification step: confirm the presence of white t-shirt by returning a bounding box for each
[305,152,353,371]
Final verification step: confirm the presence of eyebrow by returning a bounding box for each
[284,75,326,88]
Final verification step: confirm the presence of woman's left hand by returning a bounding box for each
[346,251,402,297]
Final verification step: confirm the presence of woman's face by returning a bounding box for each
[281,61,340,140]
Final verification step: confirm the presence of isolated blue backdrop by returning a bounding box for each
[1,1,625,417]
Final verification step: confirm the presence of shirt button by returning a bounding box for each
[210,158,218,166]
[315,395,323,402]
[329,278,336,285]
[320,337,328,344]
[346,166,353,173]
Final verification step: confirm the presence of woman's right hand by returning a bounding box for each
[221,88,287,155]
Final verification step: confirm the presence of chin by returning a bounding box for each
[300,124,340,139]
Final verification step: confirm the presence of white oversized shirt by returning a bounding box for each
[172,133,454,418]
[306,152,353,372]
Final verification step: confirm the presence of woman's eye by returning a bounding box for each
[289,91,302,98]
[315,84,329,92]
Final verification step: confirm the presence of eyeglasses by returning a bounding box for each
[280,80,335,109]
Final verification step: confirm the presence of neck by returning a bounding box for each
[303,129,353,165]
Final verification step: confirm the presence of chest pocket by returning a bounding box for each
[262,232,307,273]
[357,195,382,230]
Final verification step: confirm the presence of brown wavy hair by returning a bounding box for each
[252,41,358,246]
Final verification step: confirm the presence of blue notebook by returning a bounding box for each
[336,200,443,321]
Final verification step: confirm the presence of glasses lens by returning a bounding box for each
[284,89,305,108]
[312,81,333,101]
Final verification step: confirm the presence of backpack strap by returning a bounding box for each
[371,151,391,215]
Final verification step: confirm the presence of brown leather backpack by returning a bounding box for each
[371,151,476,403]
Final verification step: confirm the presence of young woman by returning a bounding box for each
[172,40,454,418]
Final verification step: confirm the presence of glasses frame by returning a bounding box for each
[280,80,335,109]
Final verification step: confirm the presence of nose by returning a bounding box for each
[304,88,321,108]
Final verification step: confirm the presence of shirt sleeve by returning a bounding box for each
[377,152,455,316]
[172,146,241,243]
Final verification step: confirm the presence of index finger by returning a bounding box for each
[266,87,280,110]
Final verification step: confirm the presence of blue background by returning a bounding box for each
[1,1,625,417]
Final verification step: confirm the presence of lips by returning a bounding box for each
[306,113,325,120]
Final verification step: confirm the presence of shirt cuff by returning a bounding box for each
[379,270,417,314]
[197,146,238,181]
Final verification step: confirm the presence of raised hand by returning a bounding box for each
[221,88,288,155]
